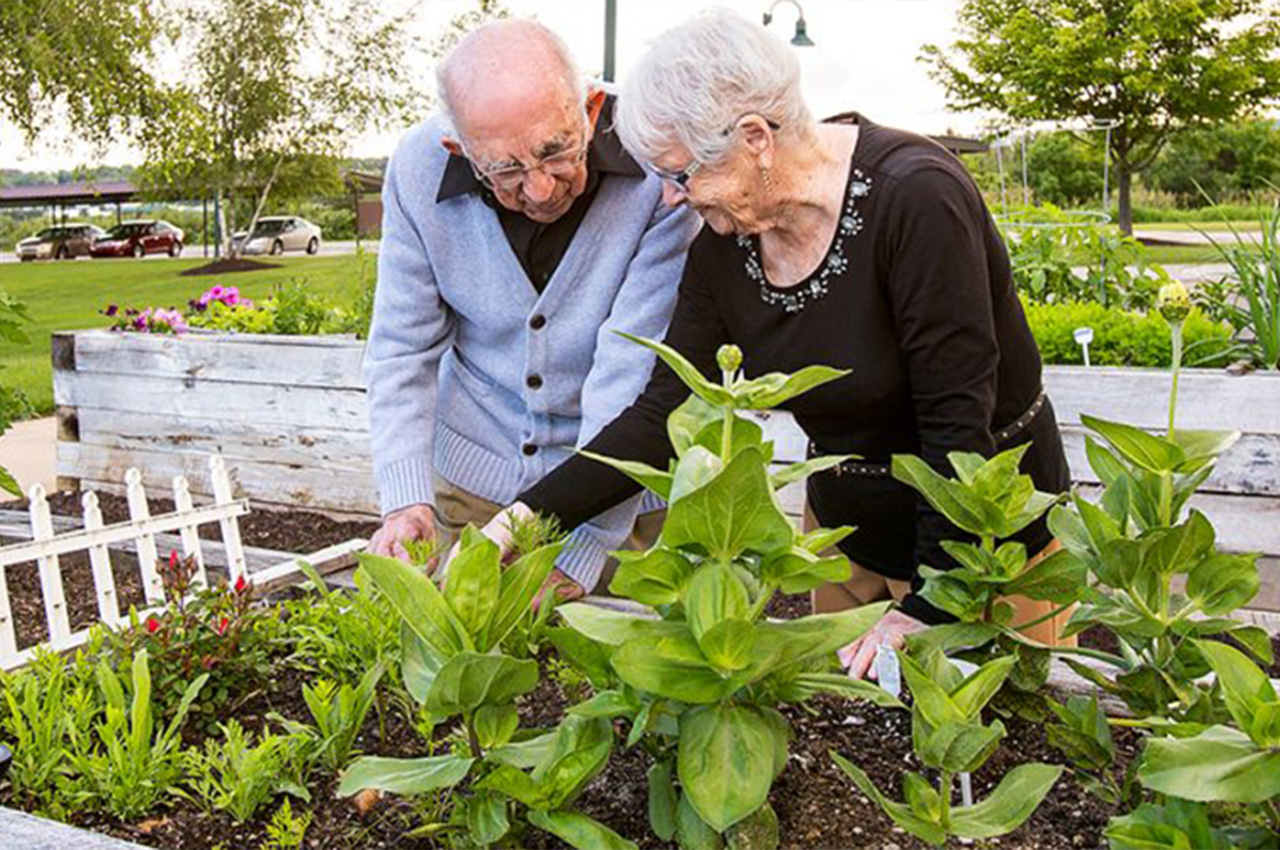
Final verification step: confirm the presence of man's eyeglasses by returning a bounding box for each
[469,138,589,193]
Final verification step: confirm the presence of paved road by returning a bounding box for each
[0,239,377,265]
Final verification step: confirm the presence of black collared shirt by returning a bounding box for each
[436,95,644,293]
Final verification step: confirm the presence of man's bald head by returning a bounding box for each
[436,19,584,143]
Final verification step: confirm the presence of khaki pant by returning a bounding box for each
[432,474,664,592]
[805,506,1076,647]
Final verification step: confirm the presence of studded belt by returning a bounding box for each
[808,389,1050,478]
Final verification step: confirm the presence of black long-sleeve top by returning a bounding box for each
[520,115,1070,623]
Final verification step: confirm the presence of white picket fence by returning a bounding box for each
[0,455,366,671]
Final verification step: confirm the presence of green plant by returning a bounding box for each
[834,651,1064,846]
[543,337,895,846]
[1198,199,1280,370]
[282,565,401,688]
[69,648,208,819]
[270,661,386,775]
[0,651,99,815]
[0,287,33,494]
[183,719,309,823]
[107,552,277,736]
[1023,299,1234,368]
[260,798,313,849]
[337,531,633,849]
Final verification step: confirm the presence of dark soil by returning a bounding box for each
[179,258,281,276]
[1,489,378,650]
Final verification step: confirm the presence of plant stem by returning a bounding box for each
[1168,323,1183,441]
[1047,645,1131,669]
[465,712,482,760]
[722,408,734,461]
[1009,602,1073,633]
[749,582,778,621]
[939,770,953,831]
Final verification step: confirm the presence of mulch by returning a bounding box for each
[179,258,281,276]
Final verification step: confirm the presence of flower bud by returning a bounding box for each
[1158,282,1191,324]
[717,344,743,373]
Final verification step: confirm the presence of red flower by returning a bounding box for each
[169,550,179,569]
[145,616,162,634]
[214,617,230,636]
[234,575,248,593]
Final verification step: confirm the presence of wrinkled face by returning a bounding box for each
[649,132,770,237]
[453,88,604,223]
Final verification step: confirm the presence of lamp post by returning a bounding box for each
[603,0,617,81]
[763,0,815,46]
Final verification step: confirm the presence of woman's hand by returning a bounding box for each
[839,609,927,680]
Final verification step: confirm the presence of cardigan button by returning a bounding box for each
[529,314,546,330]
[526,374,543,390]
[522,443,537,456]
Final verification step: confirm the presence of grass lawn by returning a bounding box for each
[1141,244,1229,264]
[0,254,367,415]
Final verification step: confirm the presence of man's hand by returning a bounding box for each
[839,610,927,681]
[368,504,437,564]
[532,567,585,612]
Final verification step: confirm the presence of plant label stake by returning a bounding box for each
[875,645,902,698]
[1073,326,1094,367]
[949,657,980,808]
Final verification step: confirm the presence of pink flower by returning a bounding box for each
[208,286,225,300]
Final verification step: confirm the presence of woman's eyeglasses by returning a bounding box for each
[647,116,781,191]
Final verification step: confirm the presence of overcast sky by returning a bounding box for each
[2,0,980,173]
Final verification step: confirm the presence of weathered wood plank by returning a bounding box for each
[70,330,365,388]
[54,371,368,431]
[0,806,151,849]
[1044,365,1280,432]
[74,407,372,471]
[58,442,378,515]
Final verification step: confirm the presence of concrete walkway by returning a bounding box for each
[1134,228,1262,246]
[0,417,56,497]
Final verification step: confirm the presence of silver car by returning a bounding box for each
[233,216,323,256]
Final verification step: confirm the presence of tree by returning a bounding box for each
[1146,119,1280,205]
[137,0,430,259]
[0,0,158,147]
[923,0,1280,234]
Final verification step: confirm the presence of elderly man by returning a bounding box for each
[365,20,698,601]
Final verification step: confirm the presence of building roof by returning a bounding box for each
[0,180,139,208]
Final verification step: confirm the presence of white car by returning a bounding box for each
[233,216,323,256]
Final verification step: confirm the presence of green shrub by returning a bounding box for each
[1024,299,1234,368]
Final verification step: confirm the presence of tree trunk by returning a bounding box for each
[1116,163,1133,237]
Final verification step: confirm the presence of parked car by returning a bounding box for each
[15,224,107,261]
[233,216,322,256]
[90,220,185,259]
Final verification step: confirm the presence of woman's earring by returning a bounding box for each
[761,166,774,194]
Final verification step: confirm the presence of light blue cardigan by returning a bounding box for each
[364,115,699,590]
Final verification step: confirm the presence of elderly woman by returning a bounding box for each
[497,9,1071,679]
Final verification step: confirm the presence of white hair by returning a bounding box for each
[435,19,586,136]
[615,8,814,165]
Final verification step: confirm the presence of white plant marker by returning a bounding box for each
[1073,326,1094,367]
[0,557,13,660]
[28,485,71,643]
[126,468,164,604]
[875,645,902,698]
[209,456,247,585]
[950,656,981,809]
[81,492,120,626]
[171,475,208,588]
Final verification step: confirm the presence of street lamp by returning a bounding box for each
[763,0,815,47]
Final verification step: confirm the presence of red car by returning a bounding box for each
[90,220,185,258]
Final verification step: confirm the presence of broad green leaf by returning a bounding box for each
[0,465,21,497]
[1186,552,1260,616]
[1082,415,1184,474]
[775,673,906,708]
[949,763,1064,839]
[938,541,1008,578]
[474,704,519,750]
[1170,429,1240,472]
[466,791,509,846]
[904,621,1001,657]
[670,446,727,504]
[916,718,1007,774]
[486,542,561,650]
[693,414,765,460]
[476,764,547,808]
[1143,512,1215,575]
[669,395,722,455]
[698,618,757,672]
[424,653,538,717]
[487,731,558,770]
[899,653,964,728]
[951,655,1018,718]
[1104,799,1219,850]
[647,760,677,842]
[1224,624,1276,666]
[918,567,988,622]
[567,690,634,719]
[556,603,686,647]
[686,561,751,642]
[891,454,1003,537]
[1194,640,1277,741]
[358,552,471,656]
[616,332,733,406]
[528,810,639,850]
[769,455,855,490]
[830,755,946,846]
[760,546,851,595]
[1046,695,1114,771]
[903,771,943,823]
[547,626,615,689]
[444,528,501,637]
[1003,549,1088,603]
[662,447,795,561]
[948,451,987,485]
[338,754,474,796]
[726,802,780,849]
[1084,435,1127,487]
[678,703,784,832]
[611,632,734,704]
[1139,725,1280,802]
[732,365,850,409]
[608,547,695,606]
[401,622,444,704]
[752,602,892,673]
[676,792,726,850]
[798,525,856,554]
[578,450,673,500]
